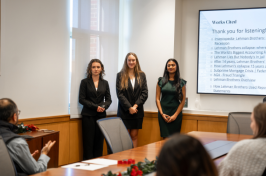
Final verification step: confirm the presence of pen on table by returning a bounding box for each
[75,164,90,167]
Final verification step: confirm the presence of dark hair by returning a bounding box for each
[86,59,105,79]
[253,103,266,139]
[162,59,183,101]
[157,134,218,176]
[0,98,18,122]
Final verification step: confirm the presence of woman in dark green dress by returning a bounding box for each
[156,59,186,138]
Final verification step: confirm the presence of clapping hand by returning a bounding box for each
[41,140,56,155]
[31,150,39,157]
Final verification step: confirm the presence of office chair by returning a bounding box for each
[97,117,133,154]
[262,168,266,176]
[227,112,253,135]
[0,135,18,176]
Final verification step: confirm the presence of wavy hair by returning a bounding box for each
[86,59,105,80]
[162,59,183,101]
[253,103,266,139]
[119,52,143,90]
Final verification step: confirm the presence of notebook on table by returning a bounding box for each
[204,140,237,159]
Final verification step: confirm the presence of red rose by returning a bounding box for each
[117,173,122,176]
[26,124,39,131]
[133,166,139,171]
[131,168,137,176]
[136,170,143,176]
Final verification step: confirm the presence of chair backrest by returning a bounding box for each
[227,112,253,135]
[0,135,17,176]
[262,168,266,176]
[97,117,133,154]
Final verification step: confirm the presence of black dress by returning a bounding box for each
[116,72,148,129]
[79,78,112,160]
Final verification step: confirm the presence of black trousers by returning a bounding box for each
[82,115,104,160]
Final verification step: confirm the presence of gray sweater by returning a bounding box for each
[218,138,266,176]
[7,138,50,175]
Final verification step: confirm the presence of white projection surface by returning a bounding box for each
[198,8,266,96]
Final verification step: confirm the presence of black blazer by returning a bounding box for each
[79,78,112,117]
[116,72,148,119]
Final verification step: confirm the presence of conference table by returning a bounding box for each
[30,131,253,176]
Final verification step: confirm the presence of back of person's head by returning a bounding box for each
[263,97,266,103]
[0,98,17,122]
[253,103,266,138]
[156,134,218,176]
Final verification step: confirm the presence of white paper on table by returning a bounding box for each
[83,158,118,166]
[62,162,108,171]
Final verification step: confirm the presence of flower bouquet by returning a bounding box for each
[17,122,39,133]
[102,158,157,176]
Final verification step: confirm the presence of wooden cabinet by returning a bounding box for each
[20,131,59,168]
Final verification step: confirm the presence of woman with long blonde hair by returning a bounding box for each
[116,52,148,147]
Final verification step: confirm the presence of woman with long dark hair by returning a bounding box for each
[218,103,266,176]
[156,59,186,138]
[79,59,112,160]
[116,52,148,148]
[157,134,218,176]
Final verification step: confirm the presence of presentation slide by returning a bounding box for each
[197,8,266,96]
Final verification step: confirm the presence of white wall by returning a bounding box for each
[0,0,70,118]
[180,0,266,115]
[2,0,264,119]
[119,0,176,111]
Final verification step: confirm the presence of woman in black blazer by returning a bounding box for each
[79,59,112,160]
[116,52,148,148]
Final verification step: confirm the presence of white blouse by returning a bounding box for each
[130,78,135,90]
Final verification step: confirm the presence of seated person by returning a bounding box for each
[0,98,56,175]
[219,103,266,176]
[156,134,218,176]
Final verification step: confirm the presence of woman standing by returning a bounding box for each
[156,59,186,138]
[79,59,112,160]
[116,52,148,148]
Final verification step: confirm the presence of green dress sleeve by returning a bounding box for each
[158,77,163,88]
[180,79,187,88]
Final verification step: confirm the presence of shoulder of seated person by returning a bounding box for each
[8,137,27,146]
[232,138,266,149]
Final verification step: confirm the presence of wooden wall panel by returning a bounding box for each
[180,119,197,133]
[183,114,228,122]
[69,119,83,163]
[37,121,70,166]
[198,121,227,133]
[18,115,69,125]
[138,115,162,147]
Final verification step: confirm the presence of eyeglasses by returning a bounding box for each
[17,110,21,115]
